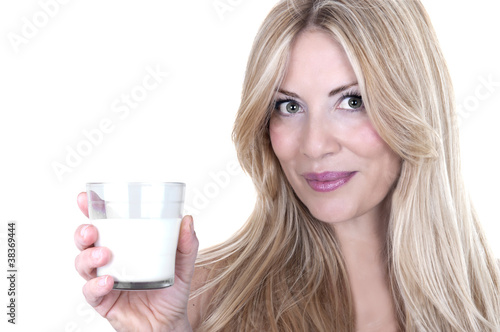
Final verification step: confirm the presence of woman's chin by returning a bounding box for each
[308,208,356,225]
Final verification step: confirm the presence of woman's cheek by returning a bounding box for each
[269,121,285,159]
[269,118,295,161]
[352,121,387,155]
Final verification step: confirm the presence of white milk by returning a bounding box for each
[92,218,182,283]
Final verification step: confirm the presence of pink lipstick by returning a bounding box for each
[303,171,357,192]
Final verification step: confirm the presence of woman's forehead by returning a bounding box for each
[280,30,356,91]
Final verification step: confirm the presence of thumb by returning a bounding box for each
[174,215,199,287]
[77,192,89,218]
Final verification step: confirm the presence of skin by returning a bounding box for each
[74,29,402,332]
[74,192,203,331]
[269,29,401,331]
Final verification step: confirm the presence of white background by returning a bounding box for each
[0,0,498,331]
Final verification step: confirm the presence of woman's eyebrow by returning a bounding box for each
[328,82,358,96]
[277,82,358,98]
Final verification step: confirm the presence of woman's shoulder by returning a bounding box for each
[188,259,226,330]
[188,264,213,329]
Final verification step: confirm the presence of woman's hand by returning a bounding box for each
[74,192,198,332]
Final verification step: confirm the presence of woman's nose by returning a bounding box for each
[300,112,341,160]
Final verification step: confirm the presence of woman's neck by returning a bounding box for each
[331,202,399,331]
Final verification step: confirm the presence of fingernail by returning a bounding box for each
[92,248,102,260]
[98,276,108,287]
[80,225,90,239]
[188,216,194,234]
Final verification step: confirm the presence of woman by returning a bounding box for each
[74,0,500,331]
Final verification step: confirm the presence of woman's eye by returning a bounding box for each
[338,96,363,111]
[275,100,301,114]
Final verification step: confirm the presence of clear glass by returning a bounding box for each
[86,182,185,290]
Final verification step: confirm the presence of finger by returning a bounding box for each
[88,190,107,217]
[177,215,198,255]
[77,192,89,218]
[75,246,111,281]
[174,215,199,288]
[82,275,115,309]
[74,224,98,251]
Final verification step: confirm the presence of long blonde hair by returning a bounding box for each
[194,0,500,330]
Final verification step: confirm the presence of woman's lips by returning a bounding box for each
[303,171,357,192]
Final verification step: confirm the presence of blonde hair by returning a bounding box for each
[194,0,500,330]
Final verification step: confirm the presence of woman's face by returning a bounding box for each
[269,30,401,224]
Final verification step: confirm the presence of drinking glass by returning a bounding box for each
[86,182,185,290]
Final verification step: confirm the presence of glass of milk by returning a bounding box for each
[86,182,185,290]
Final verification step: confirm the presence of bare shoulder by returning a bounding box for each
[187,263,218,330]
